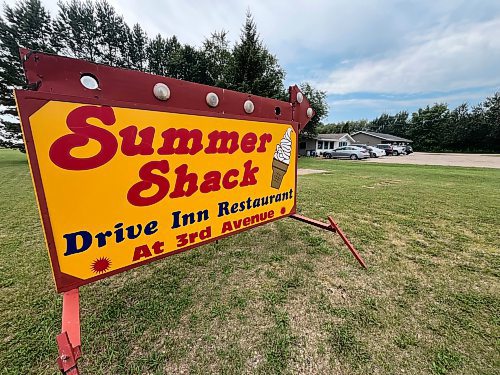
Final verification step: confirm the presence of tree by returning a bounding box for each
[369,113,392,133]
[95,0,129,67]
[128,23,148,71]
[53,0,99,61]
[146,34,167,75]
[408,104,449,151]
[174,44,210,84]
[163,36,182,77]
[298,82,328,137]
[226,11,286,99]
[202,30,232,87]
[481,93,500,151]
[0,0,54,150]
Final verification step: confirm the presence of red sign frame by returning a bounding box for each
[15,49,314,293]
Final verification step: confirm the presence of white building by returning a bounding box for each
[299,133,355,156]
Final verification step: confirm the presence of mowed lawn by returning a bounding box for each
[0,149,499,375]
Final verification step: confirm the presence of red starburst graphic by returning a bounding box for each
[91,257,111,274]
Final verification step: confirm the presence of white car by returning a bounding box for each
[392,145,407,156]
[366,146,385,158]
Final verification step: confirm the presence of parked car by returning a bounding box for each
[376,144,394,156]
[351,144,373,155]
[366,146,385,158]
[323,146,370,160]
[391,145,406,156]
[405,145,413,154]
[353,144,384,158]
[376,144,405,156]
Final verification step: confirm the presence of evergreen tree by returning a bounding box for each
[128,23,148,71]
[226,11,286,99]
[146,34,167,75]
[482,93,500,151]
[174,44,210,84]
[0,0,54,150]
[408,104,449,151]
[202,30,232,87]
[95,0,129,67]
[53,0,99,61]
[163,35,182,77]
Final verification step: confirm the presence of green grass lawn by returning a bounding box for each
[1,149,499,374]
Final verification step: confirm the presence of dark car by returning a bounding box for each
[375,144,394,156]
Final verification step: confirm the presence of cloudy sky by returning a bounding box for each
[6,0,500,122]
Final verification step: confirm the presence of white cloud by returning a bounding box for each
[317,17,500,94]
[327,88,494,121]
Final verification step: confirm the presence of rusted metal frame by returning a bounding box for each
[56,289,81,374]
[327,216,367,269]
[289,214,367,268]
[289,213,336,232]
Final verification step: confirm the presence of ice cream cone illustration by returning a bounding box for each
[271,128,293,189]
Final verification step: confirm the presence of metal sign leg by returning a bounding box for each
[57,289,81,374]
[327,216,367,268]
[290,214,367,268]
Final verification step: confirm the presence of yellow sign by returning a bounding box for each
[20,101,297,291]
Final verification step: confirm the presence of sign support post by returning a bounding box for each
[290,214,367,268]
[56,289,81,374]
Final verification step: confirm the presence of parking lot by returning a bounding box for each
[364,152,500,168]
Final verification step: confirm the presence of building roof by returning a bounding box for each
[351,131,412,143]
[316,133,351,141]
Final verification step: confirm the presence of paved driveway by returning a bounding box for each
[364,152,500,168]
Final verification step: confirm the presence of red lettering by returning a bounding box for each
[152,241,164,255]
[127,160,170,206]
[240,132,257,153]
[205,131,239,154]
[169,164,198,198]
[257,133,272,152]
[119,126,155,156]
[221,221,233,233]
[49,106,117,170]
[133,244,152,261]
[222,169,239,189]
[200,171,221,193]
[176,233,188,247]
[240,160,259,187]
[251,214,260,224]
[158,128,203,155]
[232,219,243,229]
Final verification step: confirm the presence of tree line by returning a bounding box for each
[318,96,500,152]
[0,0,327,150]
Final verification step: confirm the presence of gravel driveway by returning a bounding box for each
[363,152,500,168]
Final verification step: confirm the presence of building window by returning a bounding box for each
[317,141,323,149]
[329,141,335,149]
[339,141,347,147]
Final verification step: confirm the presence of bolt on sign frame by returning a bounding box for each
[15,49,365,374]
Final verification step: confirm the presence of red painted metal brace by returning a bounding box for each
[290,214,367,268]
[56,289,81,375]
